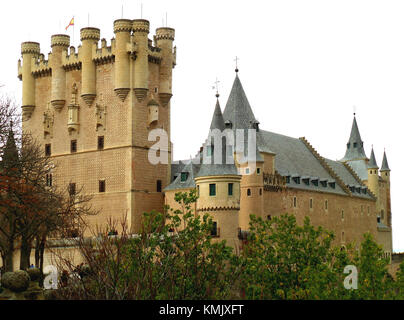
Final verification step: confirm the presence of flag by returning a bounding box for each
[65,17,74,31]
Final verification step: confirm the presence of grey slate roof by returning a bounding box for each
[368,148,379,169]
[167,74,373,200]
[210,99,225,131]
[222,74,257,131]
[345,159,369,181]
[164,160,199,191]
[197,98,239,178]
[340,116,367,161]
[325,159,373,199]
[380,151,391,171]
[258,130,348,195]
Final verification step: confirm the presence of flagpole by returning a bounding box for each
[73,16,75,46]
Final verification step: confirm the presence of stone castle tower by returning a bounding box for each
[18,18,176,233]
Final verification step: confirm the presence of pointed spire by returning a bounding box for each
[222,74,257,130]
[368,146,379,169]
[380,150,391,172]
[209,98,225,131]
[341,114,367,161]
[2,122,19,168]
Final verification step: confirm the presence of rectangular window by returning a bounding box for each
[209,184,216,196]
[247,188,251,196]
[211,221,218,237]
[256,168,261,175]
[228,183,233,196]
[197,185,200,197]
[245,168,250,174]
[99,180,106,193]
[293,196,297,208]
[69,183,76,196]
[309,198,313,209]
[98,136,104,150]
[71,140,77,153]
[45,144,51,156]
[157,180,162,192]
[325,200,328,210]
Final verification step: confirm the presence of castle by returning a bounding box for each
[17,17,393,261]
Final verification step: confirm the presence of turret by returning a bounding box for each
[367,147,379,199]
[21,42,40,120]
[155,27,175,106]
[80,27,100,106]
[50,34,70,111]
[380,150,391,184]
[341,115,367,161]
[132,19,150,102]
[195,97,241,249]
[113,19,132,101]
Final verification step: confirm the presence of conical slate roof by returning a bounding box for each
[197,99,238,178]
[380,151,390,172]
[222,74,257,130]
[341,116,367,161]
[210,98,225,131]
[368,147,379,169]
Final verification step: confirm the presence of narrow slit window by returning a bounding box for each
[98,136,104,150]
[228,183,233,196]
[99,180,106,193]
[71,140,77,153]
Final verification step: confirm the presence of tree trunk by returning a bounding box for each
[34,237,40,268]
[39,238,45,272]
[4,239,14,272]
[19,236,32,270]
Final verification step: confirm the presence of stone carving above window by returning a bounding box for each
[68,83,80,133]
[96,103,106,131]
[43,103,54,138]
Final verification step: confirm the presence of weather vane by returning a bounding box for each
[234,56,239,73]
[212,77,220,98]
[353,105,357,116]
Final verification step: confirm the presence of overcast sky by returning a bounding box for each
[1,0,403,251]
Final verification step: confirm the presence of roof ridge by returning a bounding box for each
[341,161,377,200]
[342,161,364,186]
[299,137,352,195]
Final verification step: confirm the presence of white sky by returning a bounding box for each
[1,0,403,251]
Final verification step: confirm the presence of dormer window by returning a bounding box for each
[328,181,336,189]
[252,120,260,132]
[356,187,361,194]
[286,176,291,184]
[302,177,310,185]
[347,143,350,149]
[292,176,300,184]
[311,178,318,187]
[353,142,357,148]
[181,172,188,182]
[225,120,232,129]
[320,179,327,187]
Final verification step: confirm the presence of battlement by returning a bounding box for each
[80,27,100,41]
[155,27,175,41]
[21,42,40,55]
[18,17,176,112]
[51,34,70,48]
